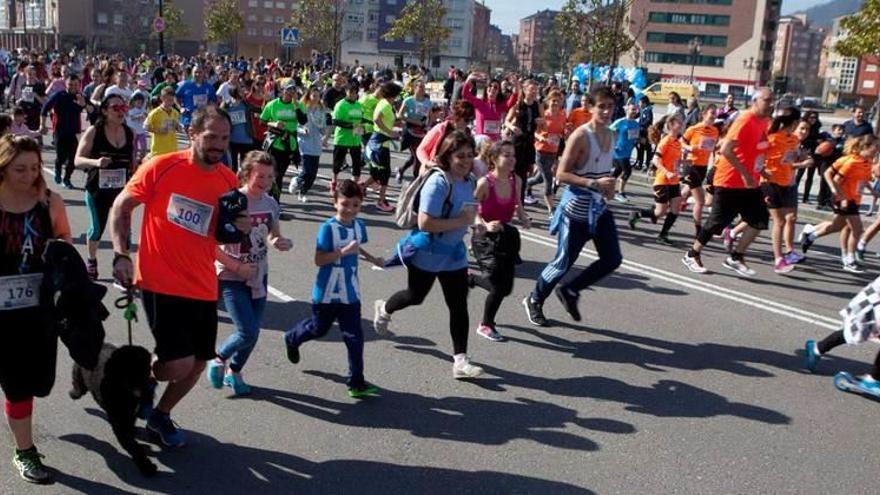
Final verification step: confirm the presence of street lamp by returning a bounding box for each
[688,38,702,85]
[743,56,756,98]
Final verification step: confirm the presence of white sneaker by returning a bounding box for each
[798,224,815,243]
[452,357,484,379]
[298,193,308,203]
[523,194,538,205]
[372,299,393,336]
[287,177,300,195]
[723,256,756,277]
[613,193,629,204]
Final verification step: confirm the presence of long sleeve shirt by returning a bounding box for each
[41,90,86,135]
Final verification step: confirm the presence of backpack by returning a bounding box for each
[394,167,454,229]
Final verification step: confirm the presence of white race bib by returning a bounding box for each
[484,120,501,135]
[229,111,246,125]
[546,135,560,146]
[98,168,127,189]
[627,128,639,141]
[193,94,208,107]
[161,118,176,134]
[21,86,34,103]
[0,273,42,310]
[166,193,214,237]
[700,138,717,151]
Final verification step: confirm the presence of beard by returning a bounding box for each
[194,144,226,165]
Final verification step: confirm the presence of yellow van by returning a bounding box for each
[642,82,699,105]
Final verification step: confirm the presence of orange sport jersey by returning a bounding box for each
[762,130,801,186]
[832,154,873,204]
[654,134,682,186]
[126,150,238,301]
[567,107,591,131]
[712,110,770,189]
[683,122,719,167]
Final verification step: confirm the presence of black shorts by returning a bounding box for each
[705,168,716,194]
[832,200,860,216]
[142,290,218,363]
[704,187,769,233]
[612,158,632,180]
[369,147,391,185]
[0,308,57,401]
[760,183,797,209]
[332,145,363,177]
[653,184,681,204]
[682,165,708,189]
[401,129,425,152]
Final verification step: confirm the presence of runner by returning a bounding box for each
[330,83,365,194]
[800,134,878,273]
[221,87,257,173]
[144,87,181,158]
[74,94,135,281]
[0,135,72,484]
[609,102,641,203]
[395,79,433,181]
[260,81,307,199]
[109,107,242,448]
[628,114,684,245]
[470,140,531,342]
[634,95,654,171]
[209,151,292,395]
[528,89,566,215]
[416,100,475,168]
[364,82,402,212]
[40,73,91,188]
[461,71,519,143]
[506,79,542,204]
[176,66,217,130]
[681,88,773,276]
[291,86,327,202]
[284,179,385,397]
[522,87,623,327]
[373,131,484,379]
[678,104,719,234]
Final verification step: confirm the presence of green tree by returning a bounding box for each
[290,0,350,65]
[383,0,452,66]
[835,0,880,57]
[151,0,190,52]
[204,0,245,55]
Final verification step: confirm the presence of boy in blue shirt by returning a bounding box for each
[284,179,385,398]
[610,103,641,203]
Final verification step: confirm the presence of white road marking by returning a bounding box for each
[268,285,296,302]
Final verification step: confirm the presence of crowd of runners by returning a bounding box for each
[1,47,879,484]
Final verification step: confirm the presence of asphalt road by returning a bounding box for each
[1,143,878,494]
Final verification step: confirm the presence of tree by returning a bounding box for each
[204,0,245,55]
[290,0,351,66]
[383,0,452,66]
[835,0,880,127]
[151,0,190,52]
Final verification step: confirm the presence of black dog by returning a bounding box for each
[70,343,157,476]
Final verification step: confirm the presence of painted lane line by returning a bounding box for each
[268,285,296,302]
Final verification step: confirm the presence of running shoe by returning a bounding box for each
[63,179,74,189]
[843,262,865,274]
[395,168,404,184]
[285,339,301,364]
[348,382,380,398]
[857,376,880,392]
[722,227,735,253]
[223,374,252,396]
[87,258,98,281]
[372,299,394,336]
[287,176,299,194]
[656,235,674,246]
[138,378,157,420]
[523,194,538,205]
[53,174,61,184]
[799,225,816,253]
[206,359,225,389]
[723,256,756,277]
[452,357,484,379]
[784,251,806,265]
[555,287,581,322]
[376,200,394,212]
[476,324,505,342]
[613,193,629,204]
[298,193,308,203]
[804,339,820,373]
[13,447,52,484]
[855,249,866,265]
[773,258,795,274]
[682,251,708,274]
[147,411,186,448]
[522,296,548,327]
[627,211,639,229]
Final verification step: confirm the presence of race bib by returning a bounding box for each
[353,126,364,136]
[782,150,798,164]
[162,118,176,134]
[166,193,214,237]
[98,168,127,189]
[627,128,639,141]
[21,86,34,103]
[229,111,246,125]
[546,135,560,146]
[699,138,717,151]
[193,94,208,108]
[276,108,294,120]
[0,273,41,310]
[484,120,501,135]
[755,155,766,173]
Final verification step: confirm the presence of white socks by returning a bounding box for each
[857,240,867,251]
[454,353,468,364]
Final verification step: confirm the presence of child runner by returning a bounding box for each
[292,86,327,202]
[679,104,719,234]
[628,114,684,245]
[470,140,531,341]
[528,89,566,215]
[610,102,641,203]
[284,179,385,397]
[144,87,181,158]
[209,151,293,395]
[126,93,148,162]
[801,134,878,273]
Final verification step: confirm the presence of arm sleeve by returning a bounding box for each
[417,124,443,165]
[683,126,695,142]
[461,81,478,106]
[259,101,272,122]
[40,92,57,116]
[419,173,447,217]
[357,219,368,245]
[315,222,333,252]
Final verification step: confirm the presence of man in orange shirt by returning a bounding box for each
[109,107,244,448]
[682,87,774,276]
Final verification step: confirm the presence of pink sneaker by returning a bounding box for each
[376,201,394,212]
[722,227,735,252]
[773,257,795,274]
[476,324,504,342]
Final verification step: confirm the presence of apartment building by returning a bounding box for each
[238,0,309,59]
[516,9,558,73]
[823,16,879,107]
[772,14,826,96]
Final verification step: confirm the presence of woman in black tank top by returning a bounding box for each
[75,94,135,280]
[505,80,543,201]
[0,134,72,484]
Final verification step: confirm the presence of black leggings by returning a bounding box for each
[385,265,469,355]
[471,257,516,327]
[635,138,652,168]
[817,329,880,379]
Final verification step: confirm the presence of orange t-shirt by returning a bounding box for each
[682,122,719,167]
[535,109,566,154]
[126,150,239,301]
[832,154,873,203]
[654,134,682,186]
[567,107,591,131]
[712,110,770,189]
[762,130,801,187]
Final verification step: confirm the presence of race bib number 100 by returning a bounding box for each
[167,193,214,237]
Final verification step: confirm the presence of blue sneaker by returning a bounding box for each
[206,359,225,389]
[857,376,880,395]
[804,339,820,373]
[147,412,186,448]
[137,379,158,420]
[223,374,252,396]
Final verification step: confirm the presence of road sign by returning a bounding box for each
[154,17,166,33]
[281,27,300,47]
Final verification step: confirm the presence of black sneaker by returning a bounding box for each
[628,211,639,230]
[86,258,98,281]
[522,296,548,326]
[555,287,581,322]
[657,235,673,246]
[13,446,52,484]
[286,343,300,364]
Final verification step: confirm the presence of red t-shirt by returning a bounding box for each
[713,110,770,189]
[126,150,238,301]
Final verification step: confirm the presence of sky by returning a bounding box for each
[481,0,826,35]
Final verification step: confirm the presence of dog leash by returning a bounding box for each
[114,289,138,346]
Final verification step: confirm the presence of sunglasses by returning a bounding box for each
[110,103,129,113]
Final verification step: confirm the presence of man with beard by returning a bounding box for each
[109,107,243,448]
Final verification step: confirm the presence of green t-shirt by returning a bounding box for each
[333,98,364,147]
[260,98,304,151]
[359,93,380,134]
[374,99,396,148]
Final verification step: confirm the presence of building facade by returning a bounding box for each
[627,0,781,98]
[238,0,310,59]
[823,16,860,105]
[0,0,60,52]
[471,1,490,65]
[772,14,826,96]
[854,55,880,109]
[516,9,558,73]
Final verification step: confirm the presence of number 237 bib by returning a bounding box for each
[166,193,214,237]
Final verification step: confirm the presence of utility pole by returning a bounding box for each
[158,0,165,55]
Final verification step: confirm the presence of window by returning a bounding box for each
[867,64,878,72]
[97,12,108,24]
[448,37,462,48]
[263,15,273,22]
[645,51,725,67]
[276,1,286,7]
[446,18,464,30]
[367,28,378,40]
[648,12,730,26]
[704,83,721,94]
[276,16,285,23]
[246,27,257,36]
[263,27,275,37]
[368,11,379,22]
[385,15,395,24]
[646,32,727,47]
[247,14,256,21]
[141,17,149,27]
[263,1,273,7]
[113,14,123,25]
[864,80,876,89]
[346,13,363,23]
[248,0,257,6]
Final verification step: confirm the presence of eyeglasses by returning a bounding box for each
[110,103,129,113]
